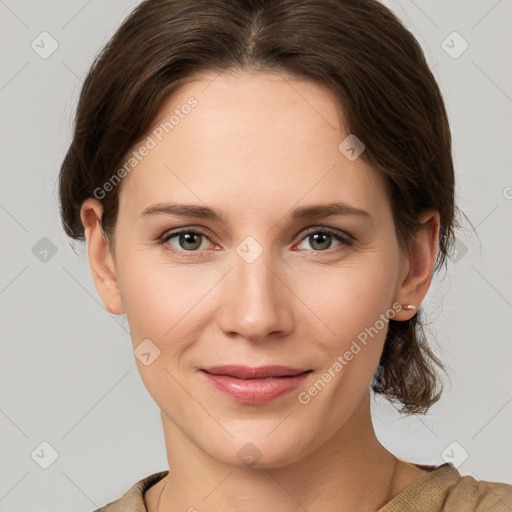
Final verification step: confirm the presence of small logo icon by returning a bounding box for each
[441,32,469,59]
[31,32,59,59]
[236,236,263,264]
[448,239,468,263]
[338,134,365,161]
[237,442,262,467]
[31,441,59,469]
[32,237,58,263]
[441,441,469,468]
[134,338,161,366]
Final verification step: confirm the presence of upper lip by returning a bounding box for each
[201,365,311,379]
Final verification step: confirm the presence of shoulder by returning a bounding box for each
[91,470,169,512]
[444,470,512,512]
[380,463,512,512]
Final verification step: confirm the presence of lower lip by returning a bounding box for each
[201,370,311,404]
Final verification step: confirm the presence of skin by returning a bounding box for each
[80,70,440,511]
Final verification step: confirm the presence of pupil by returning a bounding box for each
[312,233,330,250]
[180,233,201,250]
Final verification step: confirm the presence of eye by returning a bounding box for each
[295,228,354,253]
[159,226,354,257]
[161,228,215,255]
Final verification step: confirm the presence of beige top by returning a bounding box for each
[93,463,512,511]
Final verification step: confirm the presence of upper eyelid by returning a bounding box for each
[299,226,352,239]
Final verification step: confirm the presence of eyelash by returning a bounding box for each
[159,226,354,258]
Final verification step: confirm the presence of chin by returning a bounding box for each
[205,431,313,470]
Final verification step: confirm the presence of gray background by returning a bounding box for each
[1,0,511,510]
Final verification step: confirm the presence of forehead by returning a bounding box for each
[119,70,389,218]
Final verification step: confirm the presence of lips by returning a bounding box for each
[201,365,310,379]
[200,365,313,404]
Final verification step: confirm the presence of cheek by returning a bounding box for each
[117,255,221,351]
[117,261,220,404]
[292,258,397,345]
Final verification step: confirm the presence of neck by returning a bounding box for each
[148,394,411,512]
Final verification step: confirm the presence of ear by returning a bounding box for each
[80,198,125,315]
[393,209,440,321]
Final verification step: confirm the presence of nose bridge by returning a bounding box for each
[217,240,292,341]
[235,243,276,296]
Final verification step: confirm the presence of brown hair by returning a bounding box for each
[59,0,463,414]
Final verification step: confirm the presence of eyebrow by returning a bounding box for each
[140,201,370,223]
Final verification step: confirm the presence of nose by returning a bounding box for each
[216,248,294,343]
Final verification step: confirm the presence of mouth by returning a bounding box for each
[200,365,313,404]
[201,365,312,379]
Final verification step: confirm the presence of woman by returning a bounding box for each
[58,0,512,510]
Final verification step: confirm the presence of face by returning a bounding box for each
[103,71,412,468]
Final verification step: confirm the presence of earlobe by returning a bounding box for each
[80,198,125,315]
[393,210,440,321]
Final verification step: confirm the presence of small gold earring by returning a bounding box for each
[402,304,417,311]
